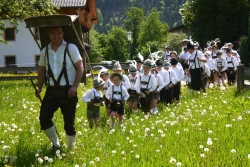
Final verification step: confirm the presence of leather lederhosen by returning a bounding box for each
[139,75,152,113]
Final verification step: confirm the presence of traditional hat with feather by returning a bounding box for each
[142,59,153,68]
[128,60,137,73]
[134,52,144,63]
[92,65,109,76]
[112,61,122,71]
[93,69,105,88]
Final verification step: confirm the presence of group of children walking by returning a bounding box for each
[82,42,241,129]
[82,55,187,129]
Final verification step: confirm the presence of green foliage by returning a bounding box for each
[100,26,129,61]
[138,8,169,56]
[2,80,250,166]
[165,33,188,54]
[180,0,250,47]
[139,41,163,59]
[88,29,103,63]
[95,0,187,33]
[124,7,144,58]
[239,18,250,67]
[0,0,56,44]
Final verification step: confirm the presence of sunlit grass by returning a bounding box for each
[1,79,250,166]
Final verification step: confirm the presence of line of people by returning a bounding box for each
[82,41,241,129]
[82,56,185,128]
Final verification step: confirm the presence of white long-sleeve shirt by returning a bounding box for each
[164,69,178,85]
[179,51,189,61]
[202,64,211,77]
[103,79,113,94]
[155,69,169,86]
[105,85,129,101]
[128,74,138,90]
[170,66,185,82]
[214,57,228,72]
[154,74,165,92]
[121,74,131,90]
[210,51,218,60]
[82,88,102,102]
[134,73,156,93]
[136,66,143,75]
[226,56,238,71]
[189,50,206,69]
[206,58,215,70]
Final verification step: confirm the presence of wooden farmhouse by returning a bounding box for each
[0,0,97,68]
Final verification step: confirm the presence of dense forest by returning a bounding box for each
[95,0,187,33]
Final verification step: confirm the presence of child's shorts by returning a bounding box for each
[110,102,124,115]
[87,105,100,118]
[151,92,159,100]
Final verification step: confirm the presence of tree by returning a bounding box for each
[239,17,250,67]
[0,0,56,44]
[165,32,188,55]
[100,26,129,61]
[138,8,169,56]
[180,0,250,47]
[88,29,102,63]
[124,7,144,58]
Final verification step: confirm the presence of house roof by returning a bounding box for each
[52,0,86,7]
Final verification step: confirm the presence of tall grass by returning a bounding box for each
[1,79,250,166]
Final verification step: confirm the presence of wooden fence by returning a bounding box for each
[237,65,250,91]
[0,63,131,82]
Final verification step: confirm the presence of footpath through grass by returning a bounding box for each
[1,79,250,167]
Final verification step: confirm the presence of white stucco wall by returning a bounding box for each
[0,20,41,67]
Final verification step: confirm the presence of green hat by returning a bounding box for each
[216,51,222,56]
[142,59,153,68]
[155,59,163,66]
[170,58,178,65]
[93,77,105,88]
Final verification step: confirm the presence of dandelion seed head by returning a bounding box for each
[176,162,182,166]
[207,140,213,146]
[204,148,209,152]
[170,157,176,164]
[200,153,205,158]
[231,149,236,153]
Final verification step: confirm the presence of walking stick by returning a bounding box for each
[29,77,64,147]
[30,77,42,103]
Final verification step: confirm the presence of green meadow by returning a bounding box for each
[1,79,250,167]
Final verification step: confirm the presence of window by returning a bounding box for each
[5,56,16,67]
[34,28,40,40]
[5,28,15,41]
[35,55,40,66]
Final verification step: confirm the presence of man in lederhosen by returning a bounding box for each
[163,45,171,61]
[225,48,238,86]
[36,26,84,152]
[187,42,207,91]
[134,59,156,114]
